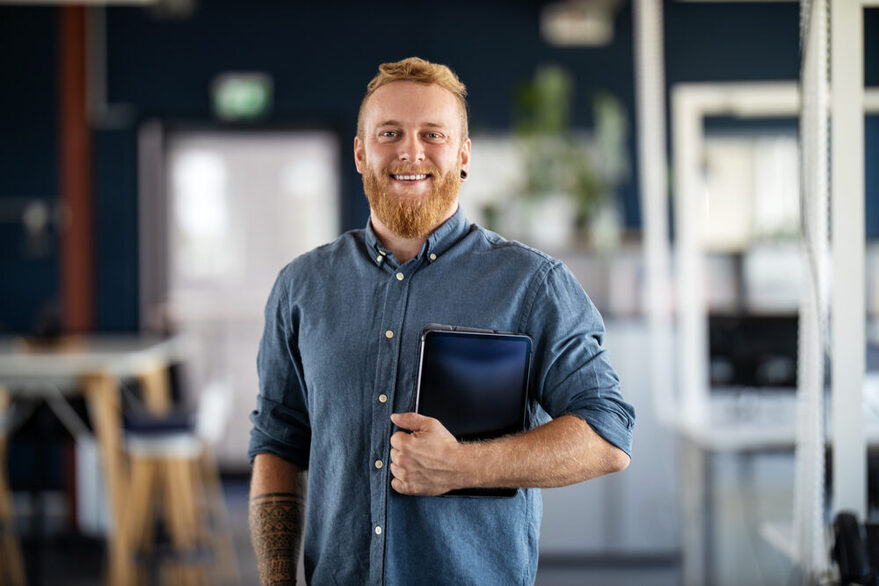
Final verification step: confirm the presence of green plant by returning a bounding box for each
[513,65,628,229]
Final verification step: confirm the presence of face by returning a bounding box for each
[355,81,471,239]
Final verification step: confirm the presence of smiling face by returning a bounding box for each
[355,81,471,239]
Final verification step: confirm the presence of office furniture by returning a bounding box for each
[671,386,879,585]
[124,379,239,586]
[0,335,187,585]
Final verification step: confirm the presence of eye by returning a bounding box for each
[425,132,444,141]
[380,130,398,138]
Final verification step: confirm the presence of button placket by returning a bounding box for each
[369,260,414,574]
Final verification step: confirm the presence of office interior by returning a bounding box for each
[0,0,877,584]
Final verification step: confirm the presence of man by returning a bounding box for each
[248,57,635,585]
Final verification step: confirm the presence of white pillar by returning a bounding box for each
[632,0,674,425]
[831,0,866,518]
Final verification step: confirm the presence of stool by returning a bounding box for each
[123,381,239,586]
[126,428,207,586]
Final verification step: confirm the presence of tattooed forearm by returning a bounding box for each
[249,491,306,586]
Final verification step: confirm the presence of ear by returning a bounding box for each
[354,136,365,175]
[459,137,471,177]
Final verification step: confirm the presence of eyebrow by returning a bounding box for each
[374,120,449,130]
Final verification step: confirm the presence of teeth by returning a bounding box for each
[394,174,428,181]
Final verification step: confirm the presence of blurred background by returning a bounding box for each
[0,0,877,584]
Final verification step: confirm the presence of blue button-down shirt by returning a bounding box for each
[249,207,635,585]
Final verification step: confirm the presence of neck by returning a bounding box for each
[370,204,458,264]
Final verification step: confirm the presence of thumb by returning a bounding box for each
[391,412,433,432]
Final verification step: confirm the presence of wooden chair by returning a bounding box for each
[123,372,239,586]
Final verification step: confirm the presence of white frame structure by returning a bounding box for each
[671,83,799,586]
[668,79,879,580]
[793,0,830,577]
[830,0,879,521]
[633,0,675,428]
[671,81,801,429]
[636,0,879,581]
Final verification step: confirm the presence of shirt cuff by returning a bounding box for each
[564,402,634,457]
[247,394,311,468]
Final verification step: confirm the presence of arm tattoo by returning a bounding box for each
[249,492,306,586]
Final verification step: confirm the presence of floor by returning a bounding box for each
[11,478,680,586]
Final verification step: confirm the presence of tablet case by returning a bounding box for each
[413,324,532,497]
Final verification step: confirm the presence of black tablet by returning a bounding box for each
[414,324,532,497]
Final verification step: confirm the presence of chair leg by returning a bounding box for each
[136,366,172,415]
[82,373,130,586]
[163,458,205,586]
[0,461,27,586]
[199,448,240,585]
[0,388,26,586]
[127,456,158,586]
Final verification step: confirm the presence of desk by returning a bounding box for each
[0,335,189,585]
[671,389,879,585]
[669,391,799,586]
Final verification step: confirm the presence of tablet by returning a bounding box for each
[414,324,532,497]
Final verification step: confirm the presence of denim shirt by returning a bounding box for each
[248,207,635,585]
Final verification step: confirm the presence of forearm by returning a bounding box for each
[249,453,306,586]
[459,414,629,489]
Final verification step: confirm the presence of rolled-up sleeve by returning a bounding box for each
[248,265,312,468]
[522,262,635,456]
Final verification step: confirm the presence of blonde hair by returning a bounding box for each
[357,57,469,140]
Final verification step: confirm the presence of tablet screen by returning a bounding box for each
[415,329,531,442]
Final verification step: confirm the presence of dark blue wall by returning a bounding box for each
[3,1,872,334]
[0,8,59,334]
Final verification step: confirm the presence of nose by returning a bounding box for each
[398,134,425,163]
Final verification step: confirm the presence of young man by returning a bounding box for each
[248,57,635,585]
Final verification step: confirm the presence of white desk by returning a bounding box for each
[0,336,187,384]
[0,335,189,586]
[671,389,879,585]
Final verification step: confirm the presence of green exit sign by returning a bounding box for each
[212,73,273,121]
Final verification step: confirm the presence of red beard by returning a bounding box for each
[362,163,460,239]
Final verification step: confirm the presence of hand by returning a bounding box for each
[389,412,465,496]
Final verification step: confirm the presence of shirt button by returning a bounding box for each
[376,255,383,263]
[385,330,394,339]
[375,526,383,535]
[395,272,404,281]
[379,250,387,256]
[429,253,437,261]
[374,460,384,469]
[378,394,388,403]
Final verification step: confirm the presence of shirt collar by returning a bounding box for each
[363,206,470,263]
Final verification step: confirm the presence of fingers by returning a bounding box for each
[390,431,408,450]
[389,462,412,494]
[390,476,408,494]
[390,443,424,495]
[389,461,402,480]
[389,462,431,496]
[388,449,408,487]
[390,412,434,432]
[388,413,457,496]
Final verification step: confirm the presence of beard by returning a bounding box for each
[362,162,461,240]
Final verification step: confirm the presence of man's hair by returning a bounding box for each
[357,56,469,141]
